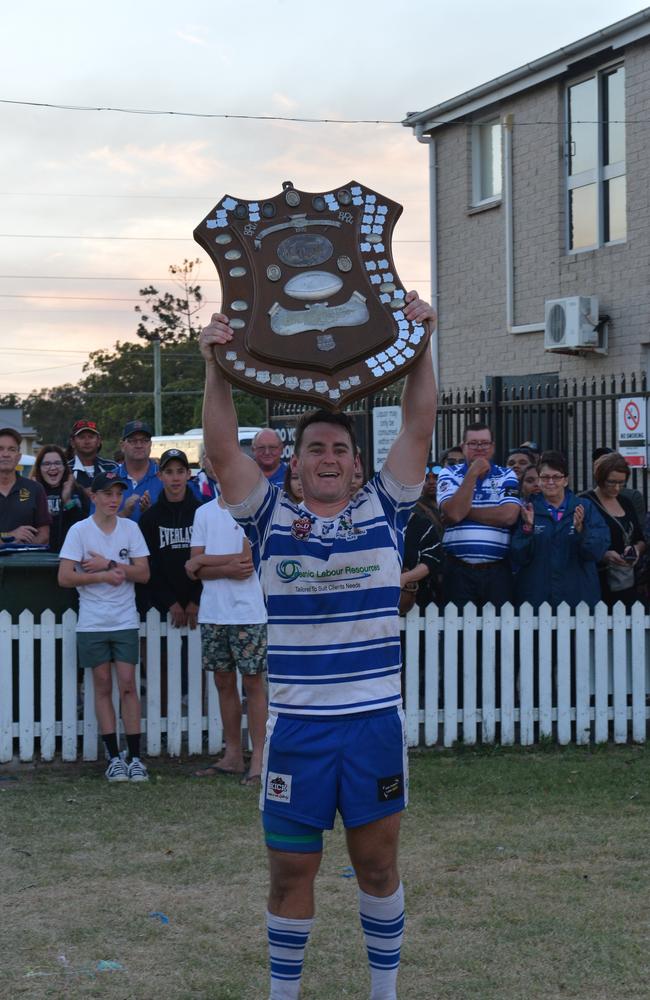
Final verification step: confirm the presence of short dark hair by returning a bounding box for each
[294,409,357,455]
[0,426,22,446]
[462,422,492,443]
[538,450,568,477]
[594,452,630,487]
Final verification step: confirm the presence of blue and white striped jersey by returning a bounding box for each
[227,468,421,716]
[437,462,520,563]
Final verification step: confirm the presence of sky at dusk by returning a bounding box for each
[0,0,645,400]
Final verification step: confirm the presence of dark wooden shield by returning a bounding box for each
[194,180,429,410]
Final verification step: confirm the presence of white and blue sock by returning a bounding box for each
[359,883,405,1000]
[266,910,313,999]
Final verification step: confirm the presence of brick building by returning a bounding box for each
[403,10,650,400]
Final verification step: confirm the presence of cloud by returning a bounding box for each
[86,141,223,184]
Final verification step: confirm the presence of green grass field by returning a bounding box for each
[2,746,650,1000]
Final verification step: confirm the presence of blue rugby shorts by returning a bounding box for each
[259,706,408,831]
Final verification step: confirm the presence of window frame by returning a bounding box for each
[565,60,626,254]
[471,117,502,208]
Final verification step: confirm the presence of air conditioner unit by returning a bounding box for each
[544,296,607,354]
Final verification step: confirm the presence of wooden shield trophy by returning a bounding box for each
[194,180,429,410]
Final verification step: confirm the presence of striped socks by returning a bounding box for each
[359,883,405,1000]
[266,910,313,999]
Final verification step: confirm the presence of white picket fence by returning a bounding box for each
[1,602,650,763]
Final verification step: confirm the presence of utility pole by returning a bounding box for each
[153,336,162,435]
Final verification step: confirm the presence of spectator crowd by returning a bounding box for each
[2,412,649,781]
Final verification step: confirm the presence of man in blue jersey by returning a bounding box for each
[437,421,520,608]
[200,291,436,1000]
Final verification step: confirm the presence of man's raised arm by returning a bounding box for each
[200,313,264,504]
[384,291,438,486]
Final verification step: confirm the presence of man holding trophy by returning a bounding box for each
[197,181,436,999]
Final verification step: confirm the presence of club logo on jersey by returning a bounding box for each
[336,514,366,540]
[377,773,403,802]
[267,771,292,803]
[291,516,312,540]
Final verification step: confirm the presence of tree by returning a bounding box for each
[134,258,204,344]
[20,261,266,450]
[23,384,86,447]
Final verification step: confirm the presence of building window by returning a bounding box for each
[472,119,502,205]
[567,64,626,252]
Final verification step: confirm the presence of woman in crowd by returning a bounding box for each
[581,452,645,607]
[31,444,89,551]
[520,464,541,501]
[283,464,303,503]
[510,450,609,608]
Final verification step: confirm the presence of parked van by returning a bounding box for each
[150,426,262,465]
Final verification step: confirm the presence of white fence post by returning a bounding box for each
[556,603,572,745]
[166,618,183,757]
[612,602,628,744]
[18,610,35,762]
[0,610,13,762]
[61,609,78,761]
[593,602,609,744]
[518,602,534,746]
[39,610,56,761]
[423,604,440,747]
[186,626,203,755]
[481,604,496,744]
[145,610,162,757]
[443,604,459,747]
[575,603,592,746]
[462,603,478,746]
[630,602,646,743]
[500,603,515,746]
[537,603,553,740]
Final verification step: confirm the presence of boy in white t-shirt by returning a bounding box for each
[185,499,267,785]
[58,471,150,782]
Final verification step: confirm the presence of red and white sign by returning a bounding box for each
[617,397,647,468]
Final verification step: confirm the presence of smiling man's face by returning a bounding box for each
[292,422,358,512]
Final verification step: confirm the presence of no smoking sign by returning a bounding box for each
[617,396,647,468]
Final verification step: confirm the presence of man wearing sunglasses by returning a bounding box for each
[436,422,520,608]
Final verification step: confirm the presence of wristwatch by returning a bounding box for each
[106,559,117,571]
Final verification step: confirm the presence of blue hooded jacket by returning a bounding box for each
[510,490,609,608]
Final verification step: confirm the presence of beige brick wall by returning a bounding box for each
[434,37,650,392]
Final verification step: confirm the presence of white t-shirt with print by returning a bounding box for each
[192,500,266,626]
[59,515,149,632]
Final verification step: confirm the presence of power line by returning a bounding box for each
[0,233,428,243]
[0,98,641,126]
[0,98,400,125]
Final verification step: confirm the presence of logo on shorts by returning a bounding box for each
[266,771,292,803]
[377,774,403,802]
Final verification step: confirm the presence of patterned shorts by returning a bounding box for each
[200,623,267,675]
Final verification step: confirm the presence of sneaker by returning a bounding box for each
[127,757,149,782]
[105,756,129,782]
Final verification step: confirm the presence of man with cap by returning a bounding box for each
[58,469,150,782]
[138,449,202,628]
[117,420,163,523]
[68,419,118,493]
[0,426,50,548]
